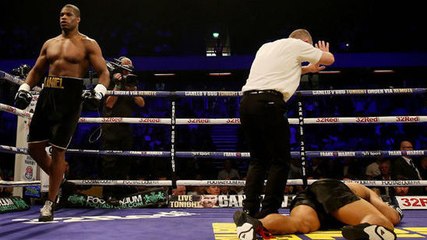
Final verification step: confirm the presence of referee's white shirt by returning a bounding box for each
[242,38,323,102]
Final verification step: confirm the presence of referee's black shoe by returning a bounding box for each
[233,210,272,240]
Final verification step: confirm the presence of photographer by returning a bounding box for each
[105,56,145,108]
[101,56,145,201]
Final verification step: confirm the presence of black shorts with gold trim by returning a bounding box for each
[290,179,360,229]
[28,76,84,149]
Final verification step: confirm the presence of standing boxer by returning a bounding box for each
[14,4,110,221]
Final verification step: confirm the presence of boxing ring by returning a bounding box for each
[1,70,427,239]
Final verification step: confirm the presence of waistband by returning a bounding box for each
[243,89,283,97]
[43,76,83,89]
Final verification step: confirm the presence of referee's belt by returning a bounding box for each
[243,89,283,97]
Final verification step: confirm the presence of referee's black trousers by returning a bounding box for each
[240,91,291,218]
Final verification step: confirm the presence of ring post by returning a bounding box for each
[297,93,308,188]
[170,98,177,189]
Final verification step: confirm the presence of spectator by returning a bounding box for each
[420,156,427,180]
[394,185,409,196]
[333,157,363,180]
[134,175,148,193]
[365,158,381,179]
[198,185,220,208]
[0,173,13,197]
[205,185,221,195]
[200,194,218,208]
[391,140,424,195]
[172,185,187,196]
[420,156,427,193]
[218,159,240,180]
[371,159,393,200]
[306,158,328,179]
[392,176,411,197]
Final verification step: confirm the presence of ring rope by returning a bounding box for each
[2,144,427,158]
[6,88,425,97]
[0,70,42,91]
[1,70,426,97]
[1,103,426,125]
[2,179,426,187]
[0,180,41,187]
[104,88,427,97]
[79,116,427,124]
[175,179,427,187]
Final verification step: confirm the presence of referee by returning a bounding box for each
[239,29,335,219]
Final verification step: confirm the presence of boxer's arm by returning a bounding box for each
[86,39,110,95]
[346,182,401,225]
[24,40,50,88]
[14,41,50,109]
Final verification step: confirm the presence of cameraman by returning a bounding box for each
[101,56,145,201]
